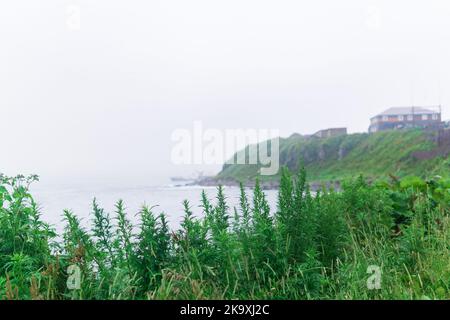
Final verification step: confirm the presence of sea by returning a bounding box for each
[30,181,279,234]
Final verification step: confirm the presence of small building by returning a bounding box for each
[313,127,347,139]
[369,106,442,133]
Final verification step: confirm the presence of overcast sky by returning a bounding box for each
[1,0,449,185]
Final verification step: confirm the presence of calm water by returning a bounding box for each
[31,183,279,233]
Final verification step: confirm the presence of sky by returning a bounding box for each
[1,0,450,185]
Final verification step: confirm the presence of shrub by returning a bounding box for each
[0,169,448,300]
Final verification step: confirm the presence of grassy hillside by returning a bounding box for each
[217,129,450,183]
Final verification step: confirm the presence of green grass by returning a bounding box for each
[0,169,449,300]
[218,129,449,184]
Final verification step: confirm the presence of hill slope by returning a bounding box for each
[216,129,450,184]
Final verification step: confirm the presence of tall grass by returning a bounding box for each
[0,169,448,300]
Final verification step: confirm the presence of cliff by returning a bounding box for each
[214,128,450,186]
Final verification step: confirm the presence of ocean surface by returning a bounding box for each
[30,182,279,234]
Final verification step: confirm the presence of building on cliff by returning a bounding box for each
[313,127,347,139]
[369,106,442,133]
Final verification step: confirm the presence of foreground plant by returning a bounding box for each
[0,170,448,300]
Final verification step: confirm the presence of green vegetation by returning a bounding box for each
[218,129,450,183]
[1,169,449,300]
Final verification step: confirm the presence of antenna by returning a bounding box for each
[438,77,442,106]
[438,77,442,122]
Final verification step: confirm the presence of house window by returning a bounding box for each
[382,115,388,121]
[422,114,428,120]
[407,115,413,121]
[398,115,404,121]
[432,114,438,120]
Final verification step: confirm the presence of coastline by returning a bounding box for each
[190,176,342,192]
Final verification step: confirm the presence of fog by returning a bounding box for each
[1,0,449,185]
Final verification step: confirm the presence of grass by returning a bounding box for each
[0,169,449,300]
[218,129,449,183]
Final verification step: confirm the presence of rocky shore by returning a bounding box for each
[189,176,342,191]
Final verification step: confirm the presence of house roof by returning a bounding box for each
[374,106,440,117]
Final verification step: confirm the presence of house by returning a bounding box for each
[313,127,347,138]
[369,106,442,133]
